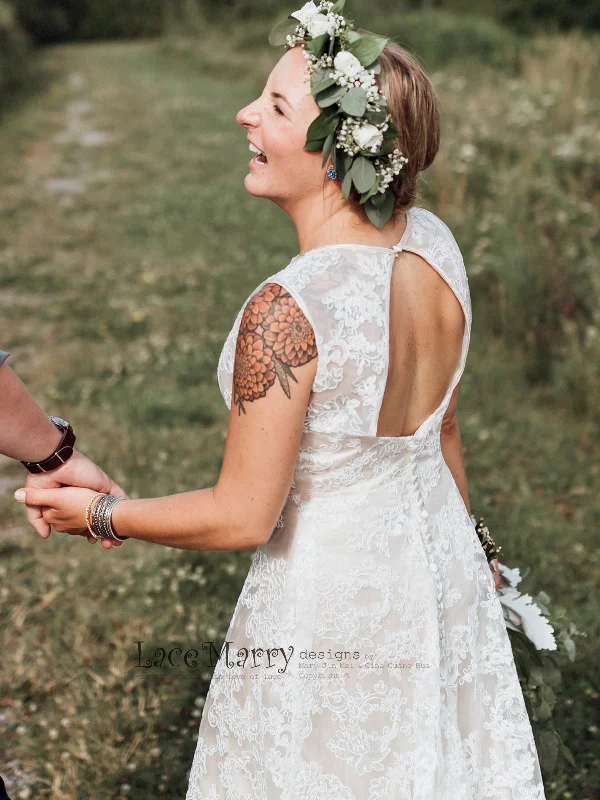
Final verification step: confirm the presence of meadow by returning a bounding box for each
[0,19,598,799]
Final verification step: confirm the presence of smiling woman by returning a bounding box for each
[10,1,547,798]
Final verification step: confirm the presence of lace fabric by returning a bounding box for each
[188,207,546,799]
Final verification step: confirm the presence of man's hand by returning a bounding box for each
[23,448,127,540]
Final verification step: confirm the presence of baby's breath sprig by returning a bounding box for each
[269,0,409,228]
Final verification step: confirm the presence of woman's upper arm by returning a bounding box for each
[441,380,461,431]
[213,281,318,548]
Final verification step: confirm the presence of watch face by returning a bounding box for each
[49,416,69,429]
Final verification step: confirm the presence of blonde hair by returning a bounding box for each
[374,39,441,220]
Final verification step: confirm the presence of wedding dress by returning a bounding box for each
[186,206,546,799]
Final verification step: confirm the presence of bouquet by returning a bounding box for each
[471,514,585,771]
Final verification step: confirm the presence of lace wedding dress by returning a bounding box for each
[186,207,546,799]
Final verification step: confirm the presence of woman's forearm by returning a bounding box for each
[110,487,262,552]
[440,419,471,515]
[0,363,63,461]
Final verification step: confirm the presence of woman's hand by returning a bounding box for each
[13,487,124,549]
[490,557,501,590]
[23,449,128,540]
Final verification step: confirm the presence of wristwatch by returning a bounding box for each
[21,416,76,474]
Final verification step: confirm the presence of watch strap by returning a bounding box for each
[21,419,76,474]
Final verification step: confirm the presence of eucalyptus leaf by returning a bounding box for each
[305,33,329,58]
[331,144,340,172]
[335,149,346,179]
[348,36,388,67]
[268,18,299,47]
[537,731,558,770]
[372,141,398,157]
[329,30,336,57]
[562,636,576,662]
[341,168,354,199]
[313,76,337,95]
[317,83,348,108]
[321,130,336,167]
[541,685,557,709]
[528,667,545,687]
[346,31,362,43]
[330,0,346,12]
[365,109,388,125]
[534,699,552,722]
[304,139,326,152]
[364,190,395,228]
[383,121,400,138]
[359,175,381,204]
[340,87,368,117]
[351,156,377,193]
[559,741,576,767]
[545,667,562,688]
[311,66,331,88]
[306,109,340,142]
[371,188,389,207]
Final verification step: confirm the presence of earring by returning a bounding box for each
[326,167,337,179]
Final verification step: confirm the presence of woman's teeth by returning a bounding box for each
[249,143,268,164]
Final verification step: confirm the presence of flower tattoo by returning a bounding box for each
[233,283,318,414]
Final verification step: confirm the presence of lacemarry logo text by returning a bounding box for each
[134,641,295,674]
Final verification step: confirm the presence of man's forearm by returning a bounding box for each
[440,419,471,515]
[0,363,62,461]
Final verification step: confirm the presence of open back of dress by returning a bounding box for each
[188,206,546,800]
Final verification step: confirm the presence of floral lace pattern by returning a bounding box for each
[189,207,546,799]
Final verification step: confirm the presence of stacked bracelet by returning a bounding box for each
[85,493,103,540]
[89,493,128,542]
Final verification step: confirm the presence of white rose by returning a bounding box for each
[290,1,320,27]
[353,123,383,151]
[307,13,336,38]
[334,51,362,78]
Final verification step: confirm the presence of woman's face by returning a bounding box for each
[236,46,328,209]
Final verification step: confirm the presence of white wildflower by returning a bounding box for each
[334,51,362,78]
[353,123,383,151]
[307,13,336,37]
[290,1,320,27]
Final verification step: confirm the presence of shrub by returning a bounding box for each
[0,0,31,95]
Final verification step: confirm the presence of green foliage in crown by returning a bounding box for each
[269,0,409,229]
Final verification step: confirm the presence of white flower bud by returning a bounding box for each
[353,123,383,151]
[290,1,320,27]
[333,51,362,78]
[307,13,336,37]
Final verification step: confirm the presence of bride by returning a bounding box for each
[16,2,546,797]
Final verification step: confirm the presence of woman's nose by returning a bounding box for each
[236,101,260,129]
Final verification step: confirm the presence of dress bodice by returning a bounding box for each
[217,207,472,446]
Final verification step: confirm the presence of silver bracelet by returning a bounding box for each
[90,494,126,542]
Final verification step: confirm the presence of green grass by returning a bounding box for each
[0,32,598,799]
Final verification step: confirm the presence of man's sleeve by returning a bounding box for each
[0,350,10,368]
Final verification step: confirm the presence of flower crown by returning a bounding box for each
[269,0,409,229]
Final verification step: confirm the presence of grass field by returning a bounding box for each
[0,31,598,799]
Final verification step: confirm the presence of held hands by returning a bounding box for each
[14,448,128,549]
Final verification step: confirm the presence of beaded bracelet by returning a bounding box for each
[89,493,128,542]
